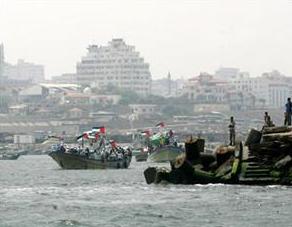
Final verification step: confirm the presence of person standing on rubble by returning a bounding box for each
[264,112,274,127]
[229,116,236,146]
[264,112,269,126]
[284,98,292,126]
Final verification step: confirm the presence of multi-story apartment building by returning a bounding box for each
[76,38,151,96]
[4,59,45,83]
[231,71,292,108]
[184,73,231,103]
[184,72,255,111]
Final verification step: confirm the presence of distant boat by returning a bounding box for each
[49,151,131,169]
[0,153,20,160]
[148,145,184,162]
[134,150,148,162]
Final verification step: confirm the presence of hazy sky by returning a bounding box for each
[1,0,292,79]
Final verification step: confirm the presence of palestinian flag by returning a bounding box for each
[92,126,106,134]
[141,129,151,137]
[83,133,89,139]
[76,131,91,140]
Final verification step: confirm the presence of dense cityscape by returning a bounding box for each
[0,38,288,149]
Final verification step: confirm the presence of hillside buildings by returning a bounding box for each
[212,67,292,108]
[76,38,151,96]
[183,73,255,112]
[0,44,44,84]
[231,70,292,108]
[185,73,231,103]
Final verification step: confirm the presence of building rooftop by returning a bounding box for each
[40,83,80,89]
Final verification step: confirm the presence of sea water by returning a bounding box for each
[0,155,291,227]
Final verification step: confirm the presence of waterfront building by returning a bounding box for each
[129,104,158,116]
[18,84,49,103]
[89,111,117,122]
[76,38,151,96]
[8,104,29,115]
[14,134,35,144]
[89,95,121,105]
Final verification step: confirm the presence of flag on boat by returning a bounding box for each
[77,130,97,140]
[85,130,96,139]
[76,127,106,141]
[83,133,89,139]
[92,126,106,134]
[155,122,165,128]
[76,131,91,140]
[150,132,165,146]
[141,129,151,137]
[76,134,83,140]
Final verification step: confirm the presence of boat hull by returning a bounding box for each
[49,152,131,169]
[148,146,184,162]
[135,152,148,162]
[0,154,20,160]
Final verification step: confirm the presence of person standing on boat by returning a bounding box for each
[168,129,174,145]
[60,144,66,153]
[85,147,90,158]
[228,116,235,146]
[109,140,118,156]
[284,98,292,126]
[159,135,164,147]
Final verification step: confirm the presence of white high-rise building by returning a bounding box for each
[76,39,151,96]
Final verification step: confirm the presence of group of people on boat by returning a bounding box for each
[132,122,180,157]
[52,128,132,162]
[146,128,178,151]
[55,141,131,161]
